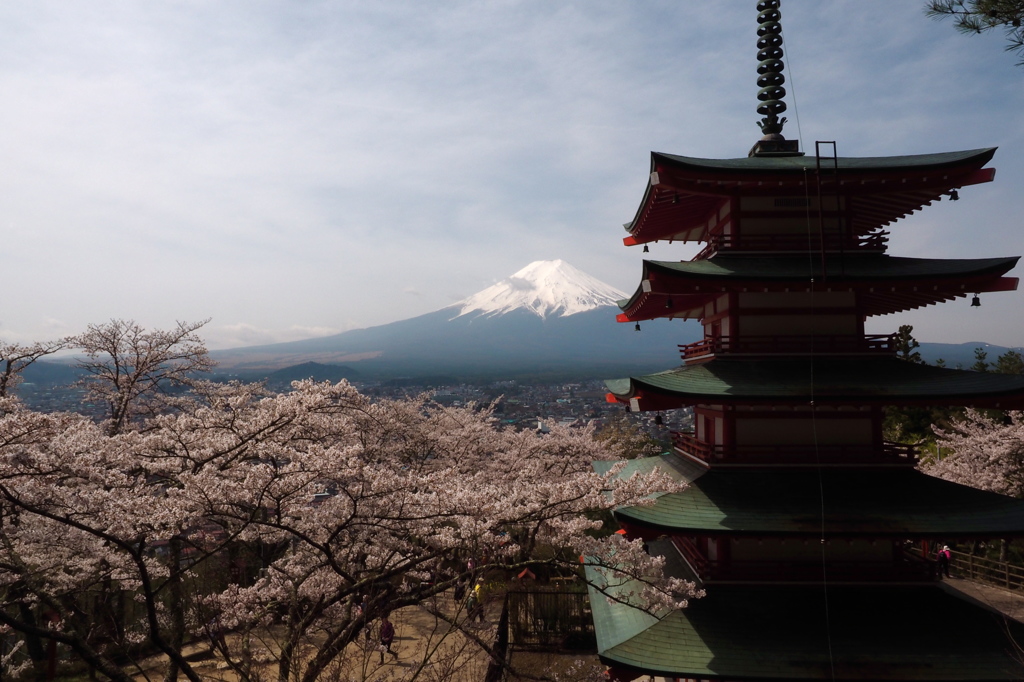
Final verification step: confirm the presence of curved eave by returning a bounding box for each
[591,583,1024,681]
[624,148,997,245]
[615,256,1019,321]
[654,147,997,176]
[613,467,1024,538]
[604,357,1024,410]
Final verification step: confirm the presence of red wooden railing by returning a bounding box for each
[679,334,898,362]
[674,537,708,574]
[671,431,917,466]
[673,538,934,584]
[694,230,889,260]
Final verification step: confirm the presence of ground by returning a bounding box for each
[127,591,600,682]
[119,576,1024,682]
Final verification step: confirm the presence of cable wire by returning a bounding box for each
[804,163,837,682]
[780,22,804,151]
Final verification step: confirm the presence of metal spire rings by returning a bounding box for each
[756,0,788,137]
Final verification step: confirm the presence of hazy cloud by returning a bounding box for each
[213,323,340,348]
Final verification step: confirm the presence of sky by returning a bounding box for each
[2,1,1023,350]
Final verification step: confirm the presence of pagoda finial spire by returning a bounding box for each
[750,1,800,156]
[756,0,787,138]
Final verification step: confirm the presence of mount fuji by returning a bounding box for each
[213,260,699,380]
[452,260,626,320]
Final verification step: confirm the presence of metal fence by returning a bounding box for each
[506,589,595,651]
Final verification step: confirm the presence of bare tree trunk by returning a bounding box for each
[278,601,300,682]
[163,537,185,682]
[483,595,510,682]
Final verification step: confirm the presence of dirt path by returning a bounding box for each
[130,593,497,682]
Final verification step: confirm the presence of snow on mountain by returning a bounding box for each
[451,260,627,320]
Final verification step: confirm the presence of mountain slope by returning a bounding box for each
[213,260,699,378]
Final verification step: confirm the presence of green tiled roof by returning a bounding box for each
[605,357,1024,405]
[653,148,997,175]
[592,452,702,482]
[588,575,1024,680]
[613,465,1024,537]
[642,254,1019,283]
[585,538,690,652]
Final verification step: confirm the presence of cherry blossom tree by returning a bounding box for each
[594,412,665,459]
[72,319,214,435]
[924,408,1024,497]
[0,338,69,397]
[0,377,693,682]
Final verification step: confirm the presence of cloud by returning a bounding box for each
[211,323,340,350]
[507,277,535,292]
[0,318,76,345]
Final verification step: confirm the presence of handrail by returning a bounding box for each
[949,549,1024,592]
[674,538,932,583]
[679,334,898,362]
[694,230,889,260]
[673,537,708,573]
[698,559,933,583]
[671,431,917,465]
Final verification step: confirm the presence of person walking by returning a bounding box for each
[467,581,486,623]
[356,595,371,643]
[379,614,398,663]
[936,545,952,579]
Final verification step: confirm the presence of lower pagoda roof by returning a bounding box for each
[587,547,1024,681]
[617,255,1019,321]
[605,357,1024,410]
[596,454,1024,537]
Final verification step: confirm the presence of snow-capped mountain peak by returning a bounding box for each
[452,260,627,320]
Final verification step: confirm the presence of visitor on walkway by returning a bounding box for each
[454,576,467,605]
[356,595,371,643]
[205,614,227,653]
[936,545,952,579]
[379,614,398,663]
[467,581,486,623]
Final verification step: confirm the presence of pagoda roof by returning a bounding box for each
[617,255,1020,321]
[605,357,1024,410]
[587,556,1024,680]
[625,147,997,245]
[596,454,1024,537]
[655,148,996,175]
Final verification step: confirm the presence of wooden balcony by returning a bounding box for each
[674,538,934,584]
[694,230,889,260]
[671,430,917,467]
[679,334,897,363]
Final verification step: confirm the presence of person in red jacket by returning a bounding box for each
[936,545,952,579]
[379,614,398,663]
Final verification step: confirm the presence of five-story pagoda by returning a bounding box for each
[589,3,1024,680]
